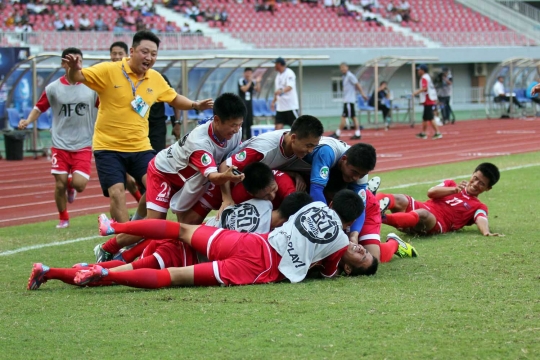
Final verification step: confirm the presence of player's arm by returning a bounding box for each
[413,78,428,96]
[19,90,50,129]
[208,162,244,186]
[308,147,336,204]
[239,78,252,93]
[427,180,466,199]
[355,82,368,100]
[475,211,504,237]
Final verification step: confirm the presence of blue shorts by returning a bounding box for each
[94,150,155,197]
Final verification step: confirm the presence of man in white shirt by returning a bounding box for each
[493,75,523,118]
[79,13,91,31]
[63,14,75,31]
[271,57,299,130]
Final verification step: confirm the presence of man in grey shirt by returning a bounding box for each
[436,67,454,124]
[331,63,368,140]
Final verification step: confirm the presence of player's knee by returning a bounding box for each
[55,178,67,191]
[108,183,126,199]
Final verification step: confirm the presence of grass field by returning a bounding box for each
[1,152,539,359]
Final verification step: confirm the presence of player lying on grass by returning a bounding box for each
[27,192,314,290]
[72,189,376,288]
[376,162,503,236]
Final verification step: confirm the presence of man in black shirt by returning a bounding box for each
[238,67,260,140]
[148,74,177,152]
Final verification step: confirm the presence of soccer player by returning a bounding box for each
[62,30,213,224]
[413,64,442,140]
[18,47,98,229]
[74,189,376,288]
[377,163,503,236]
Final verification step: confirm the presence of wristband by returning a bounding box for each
[191,102,196,110]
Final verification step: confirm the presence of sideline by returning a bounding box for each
[2,162,539,257]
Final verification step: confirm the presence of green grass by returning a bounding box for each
[1,152,540,359]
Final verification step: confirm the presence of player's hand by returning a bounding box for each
[485,232,505,237]
[531,84,540,96]
[293,173,306,192]
[270,101,275,111]
[61,54,82,70]
[18,119,29,129]
[223,166,245,183]
[172,123,181,140]
[456,180,468,193]
[349,232,359,244]
[215,199,234,220]
[362,95,369,101]
[195,98,214,111]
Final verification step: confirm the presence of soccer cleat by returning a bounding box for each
[56,220,69,229]
[27,263,49,290]
[72,263,90,269]
[416,133,427,139]
[432,133,443,139]
[329,132,339,139]
[98,213,116,236]
[74,265,109,286]
[367,176,381,195]
[94,243,113,263]
[387,233,418,258]
[67,186,76,204]
[379,197,390,213]
[350,134,361,140]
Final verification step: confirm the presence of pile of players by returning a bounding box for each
[24,31,503,291]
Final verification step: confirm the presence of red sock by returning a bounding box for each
[379,239,399,263]
[376,193,395,210]
[112,220,180,240]
[47,267,79,285]
[132,190,142,202]
[102,237,122,255]
[131,255,161,270]
[59,210,69,221]
[105,268,172,289]
[121,239,151,263]
[384,211,419,229]
[98,260,127,269]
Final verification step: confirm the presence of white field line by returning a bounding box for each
[1,162,539,256]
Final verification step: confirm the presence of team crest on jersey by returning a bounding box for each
[146,88,153,94]
[235,150,247,162]
[358,189,367,204]
[201,153,211,166]
[295,207,339,244]
[221,203,260,232]
[319,166,329,179]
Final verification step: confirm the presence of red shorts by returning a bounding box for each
[190,226,284,286]
[50,147,92,179]
[191,183,222,218]
[146,158,187,213]
[404,195,448,234]
[359,190,381,246]
[141,239,197,269]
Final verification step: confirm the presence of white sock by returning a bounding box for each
[131,211,144,221]
[335,129,341,136]
[355,129,361,136]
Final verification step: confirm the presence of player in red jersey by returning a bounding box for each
[73,189,377,289]
[377,163,502,236]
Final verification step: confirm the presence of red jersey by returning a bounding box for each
[231,170,296,208]
[424,180,488,232]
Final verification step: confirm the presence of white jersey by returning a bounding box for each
[205,199,273,233]
[342,71,359,104]
[226,129,297,169]
[155,120,242,212]
[38,77,98,150]
[419,73,438,104]
[275,68,299,112]
[268,201,349,283]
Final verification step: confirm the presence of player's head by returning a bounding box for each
[340,62,349,74]
[272,191,313,228]
[109,41,128,62]
[289,115,324,159]
[468,162,500,195]
[417,64,428,75]
[242,162,278,201]
[330,189,364,225]
[339,243,379,276]
[212,93,245,140]
[497,75,504,82]
[340,143,377,183]
[61,47,83,71]
[244,67,253,80]
[130,30,160,74]
[273,57,286,72]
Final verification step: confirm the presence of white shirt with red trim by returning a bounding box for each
[419,73,438,105]
[35,76,98,150]
[268,201,349,283]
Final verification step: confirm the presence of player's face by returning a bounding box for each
[342,242,373,270]
[341,159,369,183]
[214,116,243,140]
[244,70,252,81]
[110,46,127,62]
[340,64,348,74]
[466,171,491,196]
[130,40,158,75]
[252,180,278,201]
[291,134,320,159]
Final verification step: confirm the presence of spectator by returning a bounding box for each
[112,0,124,11]
[186,5,200,22]
[94,14,108,31]
[368,81,391,129]
[124,10,136,26]
[165,21,175,32]
[323,0,333,8]
[64,14,75,31]
[27,1,48,15]
[493,75,523,118]
[435,67,454,124]
[20,8,29,25]
[135,18,146,31]
[238,67,261,140]
[53,14,65,31]
[79,13,91,31]
[14,20,32,33]
[180,22,190,33]
[361,0,373,12]
[4,12,15,27]
[219,6,228,26]
[203,6,214,22]
[141,2,154,16]
[147,23,159,34]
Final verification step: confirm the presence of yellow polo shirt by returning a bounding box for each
[82,58,177,152]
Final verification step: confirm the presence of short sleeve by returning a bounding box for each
[189,150,217,177]
[309,146,336,186]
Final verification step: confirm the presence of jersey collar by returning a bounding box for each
[279,132,295,158]
[208,122,227,148]
[60,75,80,85]
[122,57,150,80]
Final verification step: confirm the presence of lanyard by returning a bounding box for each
[121,63,144,97]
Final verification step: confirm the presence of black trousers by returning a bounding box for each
[242,100,253,140]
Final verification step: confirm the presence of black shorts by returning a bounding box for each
[342,103,356,118]
[94,150,155,197]
[275,110,298,127]
[423,105,435,121]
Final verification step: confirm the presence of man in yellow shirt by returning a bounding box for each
[63,31,212,223]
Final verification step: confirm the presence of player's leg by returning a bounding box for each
[125,174,142,202]
[53,173,69,228]
[332,104,349,138]
[383,209,437,234]
[376,193,409,212]
[379,233,418,262]
[275,111,285,130]
[416,106,429,139]
[67,149,92,204]
[27,262,119,290]
[350,103,361,139]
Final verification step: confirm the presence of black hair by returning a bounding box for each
[61,47,83,60]
[290,115,324,140]
[214,93,246,122]
[242,162,274,195]
[132,30,161,49]
[277,192,313,220]
[475,162,500,187]
[332,189,364,224]
[244,67,253,72]
[348,256,379,276]
[345,143,377,172]
[109,41,128,54]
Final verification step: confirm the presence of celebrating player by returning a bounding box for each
[19,47,98,229]
[377,163,502,236]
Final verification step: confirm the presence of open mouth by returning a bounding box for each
[141,62,150,70]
